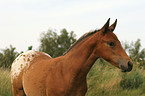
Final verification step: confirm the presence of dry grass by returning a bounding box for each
[0,68,13,96]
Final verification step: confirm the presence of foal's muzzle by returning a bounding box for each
[120,61,133,72]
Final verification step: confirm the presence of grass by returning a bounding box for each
[86,60,145,96]
[0,68,13,96]
[0,60,145,96]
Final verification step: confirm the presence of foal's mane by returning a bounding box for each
[63,29,100,55]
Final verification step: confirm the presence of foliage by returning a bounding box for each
[28,46,33,50]
[39,28,76,57]
[0,45,33,69]
[0,45,19,69]
[122,39,145,68]
[120,70,144,89]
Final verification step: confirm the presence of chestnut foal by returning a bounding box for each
[11,18,133,96]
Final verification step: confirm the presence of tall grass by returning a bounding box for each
[86,60,145,96]
[0,68,13,96]
[0,60,144,96]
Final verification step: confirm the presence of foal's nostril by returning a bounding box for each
[128,61,133,71]
[120,61,133,72]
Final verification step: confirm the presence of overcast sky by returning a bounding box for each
[0,0,145,52]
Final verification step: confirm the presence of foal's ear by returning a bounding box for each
[100,18,110,34]
[109,19,117,32]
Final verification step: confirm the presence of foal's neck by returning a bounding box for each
[64,33,100,78]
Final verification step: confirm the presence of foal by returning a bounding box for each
[11,18,133,96]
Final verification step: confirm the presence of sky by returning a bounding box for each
[0,0,145,52]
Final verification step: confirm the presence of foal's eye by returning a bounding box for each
[107,42,115,46]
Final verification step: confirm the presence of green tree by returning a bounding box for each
[0,45,19,68]
[129,39,145,60]
[39,28,76,57]
[28,46,33,50]
[122,39,145,68]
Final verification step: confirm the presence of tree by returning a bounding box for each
[28,46,33,50]
[39,28,76,57]
[0,45,34,68]
[122,39,145,68]
[0,45,19,68]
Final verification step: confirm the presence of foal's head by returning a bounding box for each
[95,18,133,72]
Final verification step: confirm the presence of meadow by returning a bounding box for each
[0,59,145,96]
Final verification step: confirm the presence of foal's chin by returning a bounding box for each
[121,69,132,72]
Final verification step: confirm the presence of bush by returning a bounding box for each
[120,70,144,89]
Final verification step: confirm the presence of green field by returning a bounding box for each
[0,60,145,96]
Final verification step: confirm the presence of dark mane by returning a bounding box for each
[63,29,100,55]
